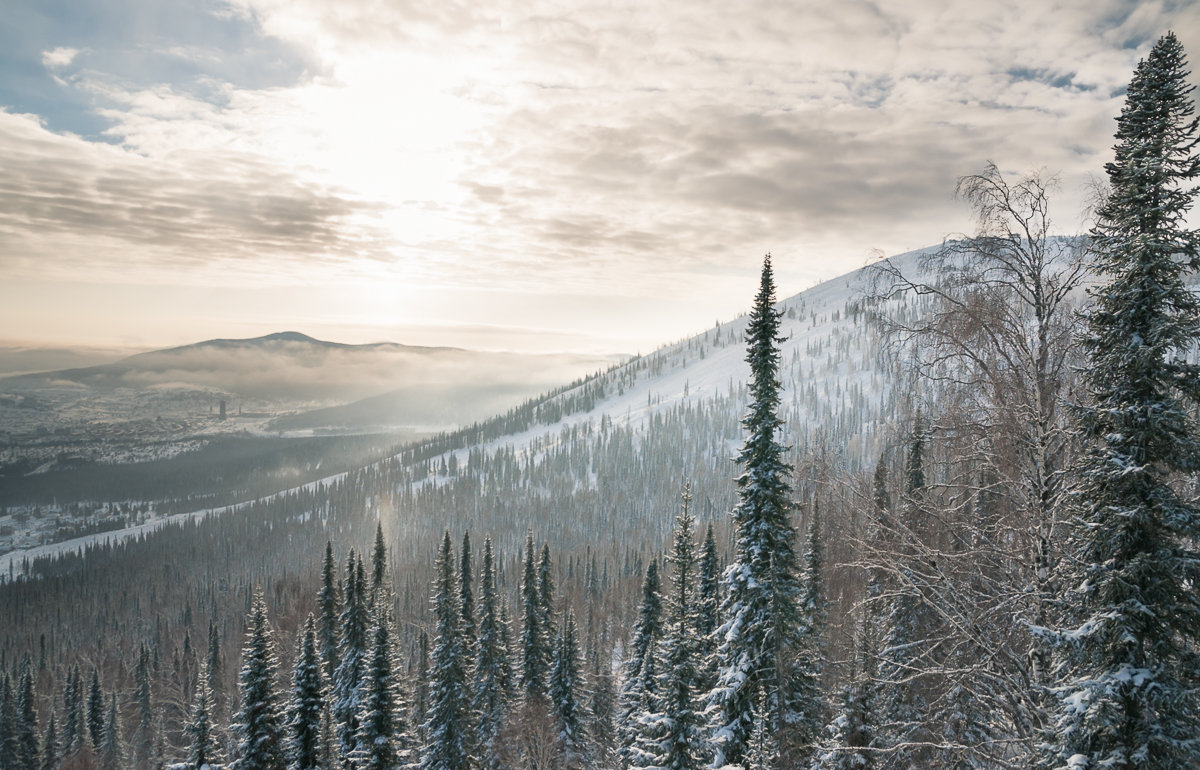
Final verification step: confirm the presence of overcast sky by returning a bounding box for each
[1,0,1197,354]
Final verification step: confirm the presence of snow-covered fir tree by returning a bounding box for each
[412,629,430,746]
[87,668,105,750]
[133,643,155,769]
[640,486,708,770]
[40,710,59,770]
[186,661,220,770]
[354,602,410,770]
[520,531,550,701]
[420,531,475,770]
[371,523,387,596]
[15,664,40,770]
[318,542,343,686]
[60,666,82,758]
[233,590,286,770]
[549,611,588,768]
[287,616,329,770]
[537,544,556,642]
[460,531,477,665]
[472,535,512,770]
[1039,31,1200,770]
[709,254,811,768]
[0,674,17,770]
[99,691,124,770]
[619,558,663,765]
[333,550,368,762]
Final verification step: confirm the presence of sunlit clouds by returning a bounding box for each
[1,0,1197,352]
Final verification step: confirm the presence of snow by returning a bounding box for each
[4,246,935,581]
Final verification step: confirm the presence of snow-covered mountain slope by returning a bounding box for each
[1,247,933,579]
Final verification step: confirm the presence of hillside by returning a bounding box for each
[0,247,929,577]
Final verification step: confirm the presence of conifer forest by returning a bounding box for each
[2,30,1200,770]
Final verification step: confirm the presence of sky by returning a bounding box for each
[0,0,1197,355]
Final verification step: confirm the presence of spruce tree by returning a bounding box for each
[1040,31,1200,770]
[207,619,224,717]
[16,665,39,770]
[519,531,549,700]
[39,711,58,770]
[472,536,512,770]
[333,550,368,762]
[186,661,219,770]
[460,531,477,663]
[87,669,104,750]
[619,560,663,768]
[61,666,82,757]
[548,611,587,767]
[233,590,286,770]
[413,629,430,745]
[371,522,387,596]
[134,643,155,769]
[99,691,124,770]
[537,544,556,638]
[354,603,409,770]
[696,523,722,698]
[318,541,342,686]
[0,674,17,770]
[644,486,707,770]
[709,254,808,768]
[288,616,329,770]
[420,532,474,770]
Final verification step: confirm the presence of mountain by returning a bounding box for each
[2,330,621,403]
[1,247,924,574]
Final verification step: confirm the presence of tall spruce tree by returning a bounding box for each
[39,710,58,770]
[13,664,38,770]
[460,531,477,664]
[549,611,587,768]
[333,550,368,762]
[519,531,549,700]
[420,532,474,770]
[87,669,104,751]
[0,674,17,770]
[1040,31,1200,770]
[287,616,328,770]
[61,666,82,757]
[644,486,708,770]
[186,661,219,770]
[619,559,664,768]
[354,602,410,770]
[233,590,286,770]
[134,643,155,769]
[709,254,809,768]
[318,541,343,686]
[371,523,388,597]
[537,544,556,638]
[99,691,124,770]
[473,536,512,770]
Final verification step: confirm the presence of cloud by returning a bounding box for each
[0,109,390,283]
[3,0,1199,348]
[42,47,81,69]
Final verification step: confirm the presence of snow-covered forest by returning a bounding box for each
[1,31,1199,770]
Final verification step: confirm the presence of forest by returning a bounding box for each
[0,30,1198,770]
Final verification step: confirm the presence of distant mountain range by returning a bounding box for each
[0,332,625,440]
